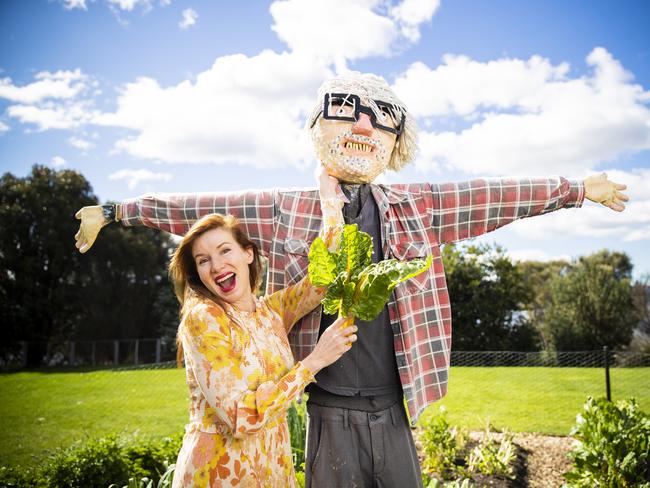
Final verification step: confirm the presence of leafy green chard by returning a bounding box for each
[308,224,432,321]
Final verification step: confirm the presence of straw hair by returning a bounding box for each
[307,71,418,172]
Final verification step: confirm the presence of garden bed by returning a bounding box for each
[414,428,574,487]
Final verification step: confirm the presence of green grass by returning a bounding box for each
[418,367,650,435]
[0,368,187,468]
[1,366,648,468]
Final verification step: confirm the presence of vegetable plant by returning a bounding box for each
[308,224,432,321]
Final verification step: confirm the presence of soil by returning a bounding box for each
[415,429,575,487]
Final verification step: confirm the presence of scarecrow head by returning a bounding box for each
[308,72,418,183]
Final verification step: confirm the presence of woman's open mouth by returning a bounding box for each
[215,272,237,293]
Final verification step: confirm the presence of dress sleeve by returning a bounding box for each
[120,189,277,255]
[264,194,344,332]
[180,300,315,438]
[429,177,584,245]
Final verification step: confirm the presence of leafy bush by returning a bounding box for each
[0,433,182,488]
[419,407,468,481]
[467,428,515,478]
[564,396,650,487]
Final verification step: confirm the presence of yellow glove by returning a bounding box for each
[584,173,629,212]
[74,205,110,253]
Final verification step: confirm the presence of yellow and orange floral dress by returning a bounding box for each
[173,207,343,487]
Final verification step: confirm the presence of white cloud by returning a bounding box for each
[270,0,438,66]
[51,156,66,167]
[109,168,173,189]
[0,121,9,133]
[507,249,571,263]
[160,0,171,5]
[394,48,650,176]
[107,0,150,11]
[7,100,98,131]
[0,69,88,104]
[63,0,87,9]
[509,169,650,242]
[2,70,99,131]
[179,8,197,29]
[96,50,332,167]
[390,0,440,42]
[68,136,95,151]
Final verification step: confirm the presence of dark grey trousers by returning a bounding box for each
[305,402,423,488]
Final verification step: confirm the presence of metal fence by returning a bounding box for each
[3,339,177,368]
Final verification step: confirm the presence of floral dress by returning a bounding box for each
[173,209,343,487]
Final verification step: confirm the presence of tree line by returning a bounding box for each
[1,166,648,366]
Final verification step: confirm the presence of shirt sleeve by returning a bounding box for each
[429,177,584,245]
[181,300,315,438]
[264,193,344,332]
[120,189,277,255]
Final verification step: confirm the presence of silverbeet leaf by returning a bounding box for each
[351,255,433,321]
[309,224,433,321]
[308,237,337,287]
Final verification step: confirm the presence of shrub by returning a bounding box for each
[564,396,650,487]
[419,407,468,481]
[467,427,515,478]
[43,435,131,487]
[0,433,182,488]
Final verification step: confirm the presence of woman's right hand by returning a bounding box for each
[302,317,357,376]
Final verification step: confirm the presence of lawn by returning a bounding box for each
[1,366,648,468]
[418,366,650,434]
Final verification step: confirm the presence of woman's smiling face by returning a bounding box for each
[192,227,255,311]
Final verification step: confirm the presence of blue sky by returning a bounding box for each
[1,0,649,277]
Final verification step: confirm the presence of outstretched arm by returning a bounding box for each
[74,189,277,254]
[430,174,628,245]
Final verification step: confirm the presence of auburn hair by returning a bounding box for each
[168,213,262,365]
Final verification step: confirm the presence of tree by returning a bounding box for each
[542,250,636,351]
[442,243,538,350]
[0,165,178,366]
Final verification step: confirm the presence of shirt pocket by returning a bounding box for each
[284,238,310,286]
[388,240,431,292]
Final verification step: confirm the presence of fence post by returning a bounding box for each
[114,341,119,365]
[69,341,76,365]
[134,339,139,365]
[603,346,611,401]
[155,339,161,364]
[91,341,96,366]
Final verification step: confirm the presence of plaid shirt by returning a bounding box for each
[122,177,584,422]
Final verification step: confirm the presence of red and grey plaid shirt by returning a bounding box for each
[122,177,584,422]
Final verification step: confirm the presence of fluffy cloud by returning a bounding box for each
[108,168,173,189]
[270,0,438,66]
[1,70,99,131]
[395,48,650,176]
[0,69,88,104]
[390,0,440,42]
[506,249,571,263]
[62,0,87,10]
[179,7,197,29]
[50,156,67,167]
[7,100,98,131]
[0,121,8,133]
[509,169,650,242]
[68,136,95,151]
[107,0,151,11]
[96,50,332,167]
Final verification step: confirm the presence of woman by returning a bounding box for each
[168,171,354,487]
